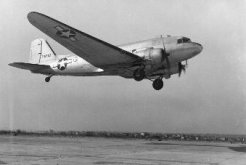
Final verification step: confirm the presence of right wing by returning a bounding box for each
[27,12,143,70]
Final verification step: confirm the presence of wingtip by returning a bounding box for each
[27,11,38,21]
[27,11,45,23]
[8,62,17,67]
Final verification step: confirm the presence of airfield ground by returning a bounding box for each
[0,135,246,165]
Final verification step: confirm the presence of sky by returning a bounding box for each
[0,0,246,134]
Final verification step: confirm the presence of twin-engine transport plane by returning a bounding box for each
[9,12,203,90]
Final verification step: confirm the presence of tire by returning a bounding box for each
[133,69,145,81]
[152,79,163,90]
[45,77,50,82]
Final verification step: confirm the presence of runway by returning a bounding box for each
[0,135,245,165]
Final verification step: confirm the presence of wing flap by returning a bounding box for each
[27,12,142,69]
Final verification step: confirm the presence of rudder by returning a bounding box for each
[29,38,56,64]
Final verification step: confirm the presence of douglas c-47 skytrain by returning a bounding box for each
[9,12,203,90]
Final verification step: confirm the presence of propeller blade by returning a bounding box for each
[161,35,170,77]
[178,62,182,77]
[178,62,186,77]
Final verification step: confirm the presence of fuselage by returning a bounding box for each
[45,35,202,78]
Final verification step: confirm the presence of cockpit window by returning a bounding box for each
[177,37,191,44]
[183,37,191,43]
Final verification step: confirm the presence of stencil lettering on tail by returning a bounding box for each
[29,38,57,64]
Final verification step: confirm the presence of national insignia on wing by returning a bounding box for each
[55,26,77,41]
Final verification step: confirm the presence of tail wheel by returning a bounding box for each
[45,77,50,82]
[152,78,164,90]
[133,69,145,81]
[45,74,53,82]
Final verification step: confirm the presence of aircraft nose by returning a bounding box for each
[193,42,203,55]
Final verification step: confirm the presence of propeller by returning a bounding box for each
[161,35,170,76]
[178,62,186,77]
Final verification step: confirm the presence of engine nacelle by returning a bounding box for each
[134,48,163,66]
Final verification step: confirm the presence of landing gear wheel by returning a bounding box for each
[152,79,164,90]
[45,77,51,82]
[133,69,145,81]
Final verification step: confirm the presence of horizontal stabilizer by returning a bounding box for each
[8,62,50,71]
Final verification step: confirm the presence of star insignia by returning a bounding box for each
[55,26,77,41]
[57,58,68,71]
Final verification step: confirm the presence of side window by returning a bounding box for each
[177,39,182,44]
[183,38,190,43]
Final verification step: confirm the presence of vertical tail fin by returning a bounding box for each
[29,38,56,64]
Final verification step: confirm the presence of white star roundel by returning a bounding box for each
[57,58,68,71]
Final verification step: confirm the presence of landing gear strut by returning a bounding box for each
[133,68,145,81]
[45,75,53,82]
[152,78,164,90]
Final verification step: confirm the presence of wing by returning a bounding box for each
[27,12,142,69]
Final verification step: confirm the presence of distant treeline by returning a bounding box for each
[0,130,245,144]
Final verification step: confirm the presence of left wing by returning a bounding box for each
[27,12,143,70]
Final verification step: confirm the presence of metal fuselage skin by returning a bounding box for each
[46,36,202,78]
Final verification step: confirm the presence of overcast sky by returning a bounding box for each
[0,0,245,134]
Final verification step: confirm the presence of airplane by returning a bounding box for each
[9,12,203,90]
